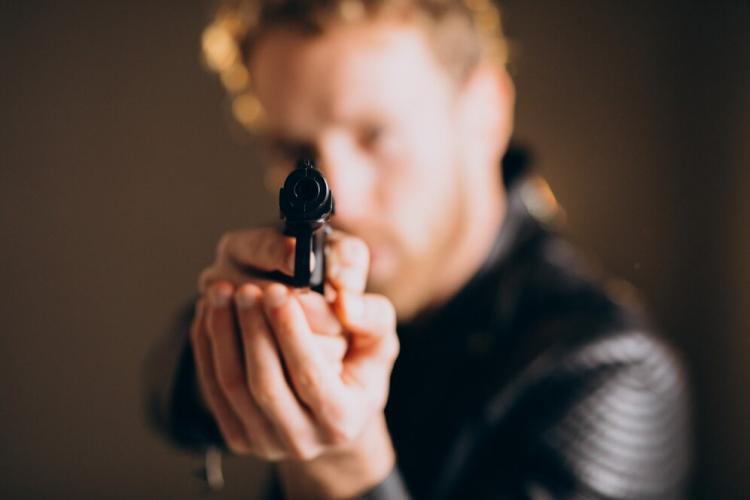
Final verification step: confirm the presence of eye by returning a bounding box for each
[358,125,384,151]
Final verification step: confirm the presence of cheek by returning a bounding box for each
[378,127,459,255]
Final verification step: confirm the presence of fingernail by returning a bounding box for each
[234,286,256,309]
[265,285,288,308]
[208,285,232,307]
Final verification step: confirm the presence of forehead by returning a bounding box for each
[250,21,454,138]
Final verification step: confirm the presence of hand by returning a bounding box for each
[197,226,368,299]
[197,227,299,292]
[190,230,400,497]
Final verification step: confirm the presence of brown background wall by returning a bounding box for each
[0,1,747,498]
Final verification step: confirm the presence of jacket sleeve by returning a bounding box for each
[262,466,412,500]
[449,330,691,500]
[358,468,413,499]
[143,303,413,500]
[143,300,225,451]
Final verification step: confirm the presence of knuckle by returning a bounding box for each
[327,418,358,446]
[296,365,324,395]
[340,420,360,442]
[385,335,400,363]
[250,444,270,460]
[265,449,287,462]
[318,402,352,444]
[236,284,262,314]
[381,299,397,328]
[373,387,390,411]
[217,372,247,397]
[223,432,249,454]
[197,267,216,291]
[392,337,401,360]
[327,430,349,447]
[390,329,401,353]
[238,282,260,296]
[229,444,249,455]
[216,233,233,258]
[242,433,263,456]
[289,441,321,461]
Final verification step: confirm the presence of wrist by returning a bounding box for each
[278,414,395,499]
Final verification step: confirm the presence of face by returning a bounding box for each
[251,20,502,309]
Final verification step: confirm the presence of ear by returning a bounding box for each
[456,64,515,173]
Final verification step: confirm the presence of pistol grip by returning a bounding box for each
[290,225,328,293]
[310,226,329,294]
[293,228,313,287]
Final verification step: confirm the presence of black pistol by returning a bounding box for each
[277,158,334,293]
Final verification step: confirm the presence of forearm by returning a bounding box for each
[277,414,396,499]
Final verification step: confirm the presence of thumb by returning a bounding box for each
[327,232,370,294]
[336,291,399,362]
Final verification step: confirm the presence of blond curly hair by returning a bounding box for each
[201,0,508,129]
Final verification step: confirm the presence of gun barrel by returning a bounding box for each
[278,159,333,292]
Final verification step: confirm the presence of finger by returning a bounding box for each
[296,291,344,338]
[236,283,324,460]
[336,291,400,408]
[205,282,284,458]
[199,262,299,294]
[295,292,347,372]
[217,228,301,275]
[337,291,399,360]
[326,232,369,294]
[190,296,250,454]
[263,285,342,406]
[198,264,252,293]
[262,284,353,443]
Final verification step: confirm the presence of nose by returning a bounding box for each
[316,132,375,225]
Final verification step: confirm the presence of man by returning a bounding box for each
[147,0,690,498]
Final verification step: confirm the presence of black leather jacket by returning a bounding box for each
[145,165,691,500]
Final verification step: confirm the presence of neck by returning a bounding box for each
[396,166,507,322]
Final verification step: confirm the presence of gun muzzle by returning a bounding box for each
[279,159,334,292]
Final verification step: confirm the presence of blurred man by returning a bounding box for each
[147,0,690,498]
